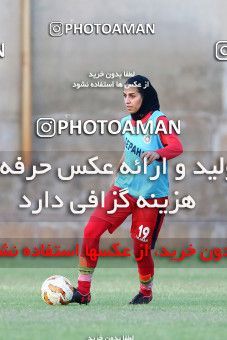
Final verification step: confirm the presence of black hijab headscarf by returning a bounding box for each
[125,75,160,121]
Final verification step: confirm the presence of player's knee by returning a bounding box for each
[83,216,108,239]
[84,223,98,240]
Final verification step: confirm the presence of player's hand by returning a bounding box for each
[141,151,160,165]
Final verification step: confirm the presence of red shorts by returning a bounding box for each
[92,186,168,249]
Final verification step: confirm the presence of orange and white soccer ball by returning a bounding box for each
[41,275,74,305]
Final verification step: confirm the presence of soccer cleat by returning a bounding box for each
[129,292,152,305]
[70,287,91,305]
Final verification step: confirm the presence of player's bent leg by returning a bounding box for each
[71,186,133,304]
[70,216,112,304]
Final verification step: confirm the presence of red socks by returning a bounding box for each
[78,279,91,296]
[77,272,93,295]
[139,282,153,297]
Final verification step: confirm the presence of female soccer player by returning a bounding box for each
[70,75,183,305]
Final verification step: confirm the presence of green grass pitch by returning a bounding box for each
[0,267,226,340]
